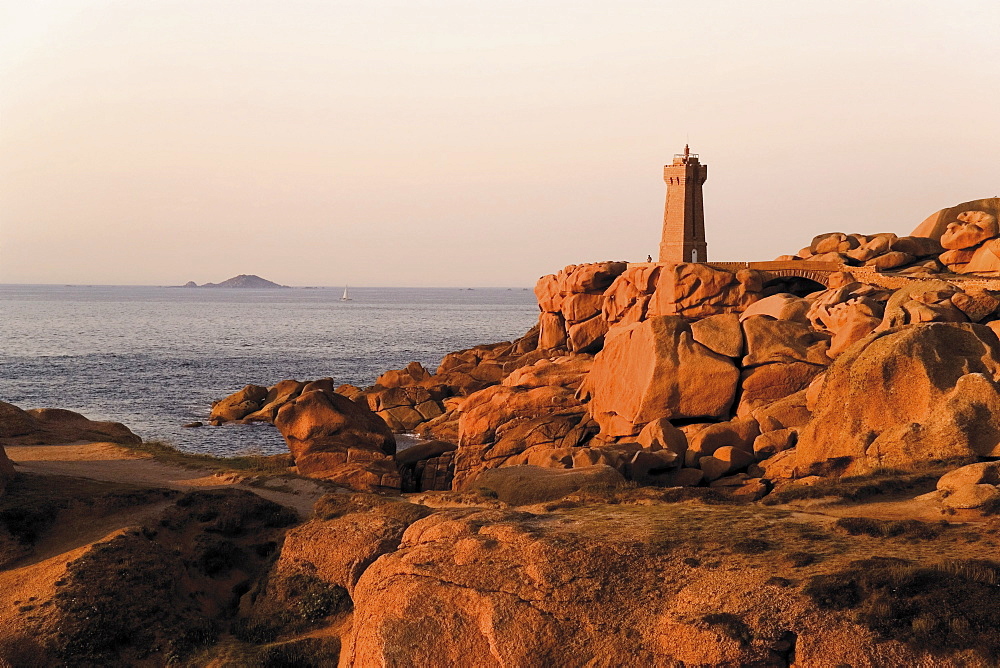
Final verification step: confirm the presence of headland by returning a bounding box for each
[5,158,1000,664]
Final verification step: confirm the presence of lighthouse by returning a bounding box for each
[658,145,708,263]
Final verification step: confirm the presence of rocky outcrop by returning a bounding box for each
[795,323,1000,474]
[364,385,445,432]
[203,202,1000,496]
[603,263,660,326]
[452,385,590,488]
[536,261,767,354]
[914,198,1000,240]
[397,440,457,492]
[582,316,739,437]
[648,263,764,319]
[186,274,289,288]
[265,494,431,597]
[933,462,1000,510]
[500,354,593,390]
[878,280,970,329]
[341,507,965,667]
[535,262,628,353]
[343,508,675,667]
[211,382,300,424]
[0,401,140,445]
[793,199,1000,276]
[274,388,399,491]
[789,231,943,275]
[374,361,432,389]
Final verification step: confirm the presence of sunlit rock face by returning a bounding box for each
[274,387,400,492]
[912,198,1000,275]
[581,316,740,437]
[796,322,1000,475]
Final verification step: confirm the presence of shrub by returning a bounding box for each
[53,531,215,663]
[701,612,753,645]
[0,505,60,544]
[161,490,298,535]
[123,439,293,475]
[284,573,350,622]
[232,616,285,645]
[255,637,342,667]
[732,538,773,554]
[0,635,51,667]
[762,464,959,506]
[784,551,818,567]
[805,557,1000,659]
[196,538,245,576]
[834,517,943,540]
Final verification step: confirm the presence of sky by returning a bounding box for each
[2,1,998,287]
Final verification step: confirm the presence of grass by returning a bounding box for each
[731,538,774,554]
[122,439,295,476]
[312,492,431,524]
[0,473,176,565]
[834,517,946,540]
[52,530,216,664]
[804,557,1000,660]
[159,489,299,535]
[784,551,819,567]
[538,484,742,511]
[978,496,1000,516]
[46,488,301,664]
[761,462,960,506]
[195,636,342,667]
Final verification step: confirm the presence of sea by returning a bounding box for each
[0,285,539,456]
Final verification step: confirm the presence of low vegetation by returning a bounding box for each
[762,463,961,506]
[233,573,350,644]
[312,492,430,524]
[51,530,216,664]
[0,474,175,566]
[805,557,1000,660]
[834,516,946,540]
[700,612,753,645]
[122,439,295,475]
[24,489,302,665]
[159,488,298,535]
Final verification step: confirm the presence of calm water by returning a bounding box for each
[0,285,538,455]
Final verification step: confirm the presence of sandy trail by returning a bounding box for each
[6,441,330,517]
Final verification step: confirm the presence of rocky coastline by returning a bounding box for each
[5,199,1000,664]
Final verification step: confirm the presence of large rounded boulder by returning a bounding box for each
[582,316,739,437]
[274,388,399,491]
[0,401,140,445]
[796,322,1000,474]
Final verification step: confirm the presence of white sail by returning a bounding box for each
[341,285,351,301]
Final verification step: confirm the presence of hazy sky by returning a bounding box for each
[2,1,998,287]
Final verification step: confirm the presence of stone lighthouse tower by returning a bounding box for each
[658,145,708,263]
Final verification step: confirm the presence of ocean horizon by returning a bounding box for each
[0,284,538,456]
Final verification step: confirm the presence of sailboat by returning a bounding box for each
[340,285,352,301]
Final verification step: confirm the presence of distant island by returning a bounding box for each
[179,274,289,289]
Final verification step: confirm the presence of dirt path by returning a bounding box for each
[6,441,330,518]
